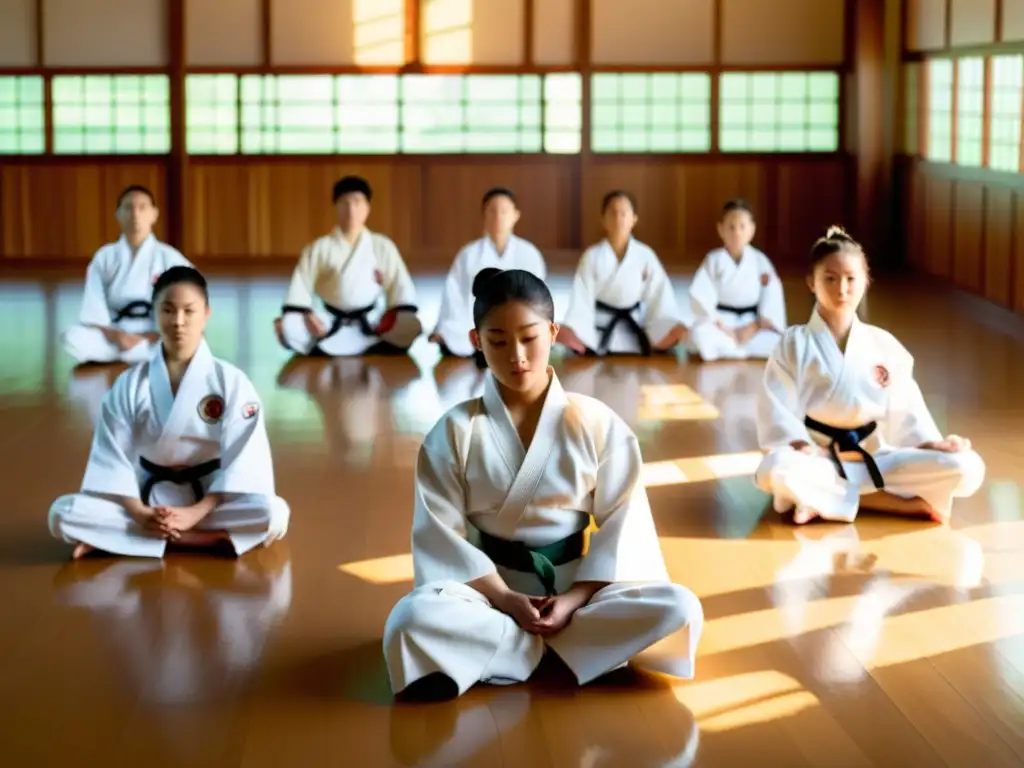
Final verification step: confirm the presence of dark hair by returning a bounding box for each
[809,225,866,270]
[332,175,372,203]
[116,185,156,209]
[471,268,554,328]
[152,266,209,305]
[481,186,517,210]
[601,189,637,215]
[721,198,754,221]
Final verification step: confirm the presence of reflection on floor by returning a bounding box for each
[1,269,1023,767]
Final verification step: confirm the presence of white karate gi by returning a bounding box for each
[560,238,684,355]
[54,554,292,705]
[280,228,421,356]
[754,308,986,522]
[49,340,291,557]
[688,246,786,361]
[61,235,192,364]
[383,369,703,696]
[432,235,547,357]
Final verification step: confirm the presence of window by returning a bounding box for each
[51,75,170,154]
[926,58,954,163]
[544,74,582,154]
[0,76,45,155]
[989,55,1022,173]
[591,73,711,153]
[401,75,541,153]
[955,57,984,167]
[186,75,239,154]
[227,73,579,154]
[719,71,840,152]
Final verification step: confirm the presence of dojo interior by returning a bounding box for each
[3,0,1024,765]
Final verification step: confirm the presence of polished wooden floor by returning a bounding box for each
[2,267,1023,767]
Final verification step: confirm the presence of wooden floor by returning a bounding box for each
[2,267,1024,767]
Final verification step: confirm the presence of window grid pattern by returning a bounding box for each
[0,77,45,155]
[51,75,170,154]
[229,73,583,154]
[926,59,954,163]
[186,75,239,154]
[590,73,712,152]
[955,57,985,167]
[988,55,1022,173]
[718,71,840,152]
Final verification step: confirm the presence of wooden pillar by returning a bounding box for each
[167,0,186,251]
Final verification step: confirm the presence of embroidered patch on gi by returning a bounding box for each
[242,402,260,420]
[198,394,225,424]
[641,266,650,281]
[875,365,890,388]
[374,269,383,284]
[760,272,770,287]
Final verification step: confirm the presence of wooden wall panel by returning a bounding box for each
[186,0,263,67]
[43,0,168,67]
[0,163,167,258]
[533,0,576,65]
[899,158,1024,315]
[905,0,947,52]
[949,0,997,47]
[0,0,37,66]
[271,0,406,66]
[2,159,845,271]
[591,0,714,65]
[581,158,846,268]
[1004,0,1024,42]
[183,158,577,269]
[421,0,525,65]
[721,0,845,65]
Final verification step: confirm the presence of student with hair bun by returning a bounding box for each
[383,267,703,701]
[755,226,985,525]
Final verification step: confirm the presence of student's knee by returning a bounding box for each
[384,582,475,647]
[266,496,291,541]
[946,449,986,497]
[754,447,792,492]
[47,495,76,540]
[655,583,704,635]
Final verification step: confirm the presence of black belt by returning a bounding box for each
[112,300,152,322]
[478,529,585,597]
[716,303,759,315]
[804,416,885,489]
[595,300,651,356]
[139,456,221,506]
[281,301,376,339]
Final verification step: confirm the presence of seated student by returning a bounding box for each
[384,268,703,700]
[275,175,421,357]
[62,185,192,365]
[557,190,687,356]
[755,226,986,525]
[688,199,786,361]
[429,187,547,367]
[49,266,291,560]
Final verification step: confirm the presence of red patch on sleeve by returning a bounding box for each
[374,269,383,284]
[760,272,770,287]
[875,365,890,388]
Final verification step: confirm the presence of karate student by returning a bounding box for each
[49,266,291,559]
[61,185,192,365]
[429,187,547,367]
[275,175,422,357]
[755,226,986,524]
[384,267,703,700]
[687,199,786,361]
[557,190,687,356]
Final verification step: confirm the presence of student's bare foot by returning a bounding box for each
[792,507,819,525]
[72,543,95,560]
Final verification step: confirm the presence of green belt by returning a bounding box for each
[477,529,585,597]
